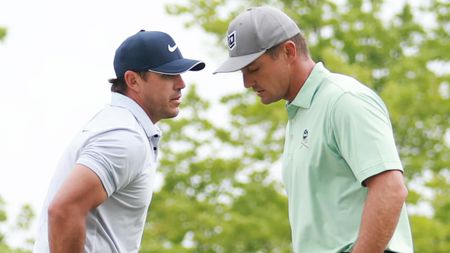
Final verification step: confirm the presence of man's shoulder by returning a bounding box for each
[318,72,381,108]
[83,106,141,133]
[322,72,367,94]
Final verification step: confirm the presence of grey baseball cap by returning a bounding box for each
[213,6,300,74]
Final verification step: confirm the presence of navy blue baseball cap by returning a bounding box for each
[113,30,205,78]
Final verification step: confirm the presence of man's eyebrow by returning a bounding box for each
[246,61,258,69]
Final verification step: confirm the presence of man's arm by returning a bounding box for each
[48,164,108,253]
[351,170,408,253]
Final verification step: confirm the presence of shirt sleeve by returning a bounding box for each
[76,128,148,196]
[331,91,403,184]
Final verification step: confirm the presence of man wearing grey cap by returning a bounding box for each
[33,30,205,253]
[215,6,413,253]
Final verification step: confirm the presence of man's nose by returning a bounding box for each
[175,75,185,89]
[242,73,254,89]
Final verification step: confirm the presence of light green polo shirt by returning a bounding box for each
[282,63,413,253]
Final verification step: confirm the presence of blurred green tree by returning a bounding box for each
[140,86,291,253]
[0,26,6,42]
[0,196,33,253]
[140,0,450,252]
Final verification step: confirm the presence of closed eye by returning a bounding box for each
[241,64,260,75]
[245,66,259,74]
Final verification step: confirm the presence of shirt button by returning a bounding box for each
[153,147,157,151]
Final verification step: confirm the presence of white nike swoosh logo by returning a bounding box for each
[168,44,178,52]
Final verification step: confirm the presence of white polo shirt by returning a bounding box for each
[34,92,161,253]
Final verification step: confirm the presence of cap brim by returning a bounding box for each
[150,58,205,75]
[213,50,266,74]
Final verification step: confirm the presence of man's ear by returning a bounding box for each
[124,70,140,93]
[283,40,297,62]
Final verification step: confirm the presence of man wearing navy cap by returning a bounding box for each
[33,30,205,253]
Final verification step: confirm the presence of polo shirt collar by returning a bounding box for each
[286,62,328,118]
[110,92,161,139]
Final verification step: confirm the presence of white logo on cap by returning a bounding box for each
[228,31,236,50]
[168,43,178,52]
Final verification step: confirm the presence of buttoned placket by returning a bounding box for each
[150,134,160,162]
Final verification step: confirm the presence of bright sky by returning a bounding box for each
[0,0,242,246]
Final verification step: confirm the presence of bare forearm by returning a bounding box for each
[352,172,407,253]
[352,197,402,252]
[48,208,86,253]
[47,165,107,252]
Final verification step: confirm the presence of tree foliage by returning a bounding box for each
[0,196,34,253]
[140,0,450,252]
[0,26,6,42]
[140,86,291,253]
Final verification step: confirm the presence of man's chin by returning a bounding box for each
[260,97,277,105]
[162,110,180,120]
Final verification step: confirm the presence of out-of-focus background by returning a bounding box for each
[0,0,449,252]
